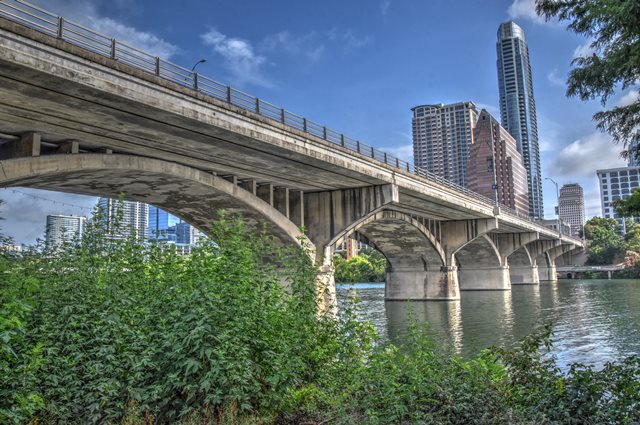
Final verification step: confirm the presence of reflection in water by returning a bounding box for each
[337,280,640,368]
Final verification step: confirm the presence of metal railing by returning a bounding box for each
[0,0,581,243]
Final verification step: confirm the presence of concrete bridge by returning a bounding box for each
[0,1,583,308]
[557,265,624,280]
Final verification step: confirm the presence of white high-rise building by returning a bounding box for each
[558,183,585,237]
[411,101,478,187]
[597,166,640,233]
[45,214,86,249]
[97,198,148,241]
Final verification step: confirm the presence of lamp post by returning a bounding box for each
[545,177,561,236]
[191,59,206,72]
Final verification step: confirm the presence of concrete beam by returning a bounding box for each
[58,140,79,154]
[0,132,41,159]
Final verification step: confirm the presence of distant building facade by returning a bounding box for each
[412,101,478,187]
[497,21,544,218]
[558,183,585,237]
[597,166,640,233]
[45,214,86,249]
[628,135,639,167]
[97,198,148,241]
[467,109,529,215]
[148,206,202,253]
[539,218,571,236]
[148,205,181,241]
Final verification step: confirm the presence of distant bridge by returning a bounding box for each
[0,1,583,308]
[557,265,624,280]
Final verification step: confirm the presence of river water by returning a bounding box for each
[337,279,640,369]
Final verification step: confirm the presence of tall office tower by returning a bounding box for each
[148,205,181,241]
[467,110,530,215]
[628,135,639,166]
[411,101,478,187]
[497,21,543,218]
[45,214,86,249]
[597,166,640,234]
[176,221,196,245]
[97,197,148,241]
[558,183,585,237]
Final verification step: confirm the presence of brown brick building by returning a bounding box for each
[467,109,529,215]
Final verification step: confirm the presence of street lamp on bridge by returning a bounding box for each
[545,177,562,237]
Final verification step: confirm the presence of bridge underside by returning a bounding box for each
[0,18,584,310]
[0,154,309,251]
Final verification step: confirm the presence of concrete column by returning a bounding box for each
[458,265,510,290]
[509,265,540,285]
[538,264,557,282]
[289,190,304,228]
[385,266,459,300]
[316,263,337,316]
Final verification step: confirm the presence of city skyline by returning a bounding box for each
[0,0,633,244]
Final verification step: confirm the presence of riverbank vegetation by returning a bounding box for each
[2,210,640,424]
[333,250,387,283]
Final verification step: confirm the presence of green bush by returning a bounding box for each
[2,208,640,424]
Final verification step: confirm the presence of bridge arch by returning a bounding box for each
[507,246,533,268]
[453,235,510,290]
[327,209,445,270]
[0,154,312,255]
[327,209,457,300]
[507,245,540,284]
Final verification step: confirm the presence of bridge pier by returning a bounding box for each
[538,263,557,282]
[509,265,540,284]
[385,266,459,300]
[458,265,511,290]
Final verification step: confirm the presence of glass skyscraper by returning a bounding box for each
[496,21,544,218]
[148,205,181,241]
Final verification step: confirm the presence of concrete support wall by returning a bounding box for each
[538,264,557,282]
[385,266,459,300]
[509,265,540,284]
[458,265,511,290]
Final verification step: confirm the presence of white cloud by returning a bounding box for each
[550,132,626,179]
[0,188,97,245]
[327,28,372,50]
[87,17,178,58]
[261,28,371,64]
[546,68,565,87]
[507,0,547,24]
[380,0,391,17]
[615,89,639,108]
[573,41,596,59]
[26,0,178,59]
[201,29,270,88]
[261,31,325,63]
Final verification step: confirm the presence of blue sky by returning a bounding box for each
[1,0,637,244]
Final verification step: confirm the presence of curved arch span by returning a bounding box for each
[0,154,312,255]
[327,209,446,269]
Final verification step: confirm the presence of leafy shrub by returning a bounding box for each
[2,207,640,424]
